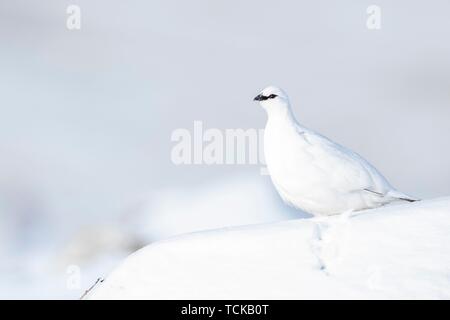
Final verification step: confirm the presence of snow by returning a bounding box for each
[0,174,300,299]
[89,197,450,299]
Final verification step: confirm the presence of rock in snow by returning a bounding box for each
[89,197,450,299]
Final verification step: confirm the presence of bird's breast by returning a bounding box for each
[265,125,311,182]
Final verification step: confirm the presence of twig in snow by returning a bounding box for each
[79,277,104,300]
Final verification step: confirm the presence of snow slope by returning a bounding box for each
[89,197,450,299]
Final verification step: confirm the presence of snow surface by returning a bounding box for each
[90,197,450,299]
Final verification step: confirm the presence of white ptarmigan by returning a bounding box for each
[254,86,418,216]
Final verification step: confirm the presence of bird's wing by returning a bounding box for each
[298,126,392,195]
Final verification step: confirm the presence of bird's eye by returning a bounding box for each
[268,94,277,99]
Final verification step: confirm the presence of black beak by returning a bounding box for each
[253,94,267,101]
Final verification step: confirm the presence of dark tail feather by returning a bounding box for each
[399,197,420,203]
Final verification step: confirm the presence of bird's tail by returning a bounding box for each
[387,190,420,202]
[398,197,420,203]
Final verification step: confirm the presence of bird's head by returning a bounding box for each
[253,86,290,113]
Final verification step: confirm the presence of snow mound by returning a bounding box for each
[89,198,450,299]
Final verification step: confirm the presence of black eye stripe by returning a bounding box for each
[255,93,278,101]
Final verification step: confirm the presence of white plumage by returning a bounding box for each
[254,86,418,216]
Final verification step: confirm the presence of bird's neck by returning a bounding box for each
[265,102,298,128]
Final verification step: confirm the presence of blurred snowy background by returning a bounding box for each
[0,0,449,299]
